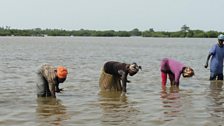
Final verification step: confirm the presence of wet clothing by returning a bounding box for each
[36,64,60,97]
[101,61,129,92]
[160,58,185,86]
[209,44,224,80]
[99,69,122,91]
[161,72,175,86]
[104,61,129,77]
[210,73,223,80]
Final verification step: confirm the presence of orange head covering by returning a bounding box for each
[57,66,68,79]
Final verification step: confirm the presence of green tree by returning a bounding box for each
[180,24,190,37]
[130,28,141,36]
[149,28,154,32]
[181,24,190,32]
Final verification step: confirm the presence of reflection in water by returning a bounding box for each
[1,37,220,125]
[207,81,224,125]
[98,91,139,126]
[36,98,69,126]
[160,86,183,122]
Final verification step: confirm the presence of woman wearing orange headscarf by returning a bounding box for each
[36,64,68,98]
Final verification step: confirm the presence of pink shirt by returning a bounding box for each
[160,58,185,84]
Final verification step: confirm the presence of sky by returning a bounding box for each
[0,0,223,32]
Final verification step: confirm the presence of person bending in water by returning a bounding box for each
[204,34,224,80]
[36,64,68,98]
[160,58,194,88]
[99,61,142,93]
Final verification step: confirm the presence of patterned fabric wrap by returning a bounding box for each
[39,64,57,85]
[99,69,122,92]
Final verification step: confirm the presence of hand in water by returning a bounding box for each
[55,88,63,93]
[121,92,126,96]
[126,80,131,83]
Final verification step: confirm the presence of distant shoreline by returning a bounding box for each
[0,27,223,38]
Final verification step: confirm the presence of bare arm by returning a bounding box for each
[48,83,56,98]
[118,70,128,92]
[55,83,63,93]
[204,53,212,68]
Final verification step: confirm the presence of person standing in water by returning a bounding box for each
[99,61,141,93]
[36,64,68,98]
[160,58,194,88]
[204,34,224,80]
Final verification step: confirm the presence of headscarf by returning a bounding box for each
[57,66,68,79]
[129,62,141,73]
[183,67,194,77]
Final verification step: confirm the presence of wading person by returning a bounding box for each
[36,64,68,98]
[99,61,142,93]
[160,58,194,88]
[204,34,224,80]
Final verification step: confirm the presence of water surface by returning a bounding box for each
[0,37,223,126]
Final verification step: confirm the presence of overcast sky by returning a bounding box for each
[0,0,223,31]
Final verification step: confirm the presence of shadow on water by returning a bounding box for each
[160,86,183,122]
[207,80,224,125]
[98,91,140,126]
[36,97,70,126]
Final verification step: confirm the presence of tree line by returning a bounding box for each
[0,25,223,38]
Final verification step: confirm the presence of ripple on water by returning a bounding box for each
[0,37,222,126]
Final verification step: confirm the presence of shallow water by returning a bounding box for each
[0,37,223,126]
